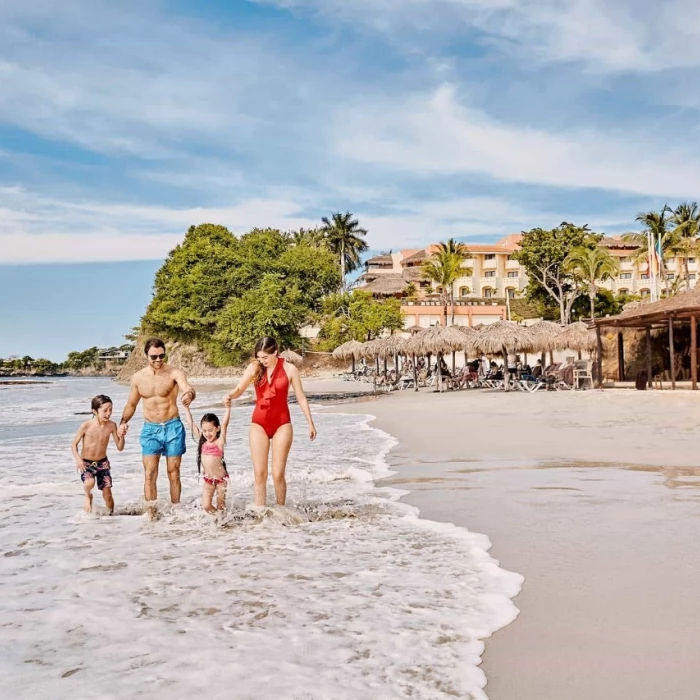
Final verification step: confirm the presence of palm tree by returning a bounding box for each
[320,212,369,289]
[421,247,464,325]
[435,239,471,324]
[565,246,619,318]
[623,207,673,295]
[291,227,326,248]
[670,202,700,286]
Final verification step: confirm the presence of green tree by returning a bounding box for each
[421,244,470,325]
[64,347,100,370]
[623,208,675,295]
[316,290,403,349]
[213,274,307,363]
[142,224,240,341]
[321,212,369,288]
[436,239,471,324]
[513,222,601,324]
[670,202,700,286]
[291,227,326,248]
[565,246,619,318]
[276,244,341,310]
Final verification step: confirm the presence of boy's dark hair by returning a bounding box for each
[144,338,166,354]
[91,394,112,412]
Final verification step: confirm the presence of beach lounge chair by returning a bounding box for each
[573,360,593,389]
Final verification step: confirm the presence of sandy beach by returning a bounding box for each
[338,388,700,700]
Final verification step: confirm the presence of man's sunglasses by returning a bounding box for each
[148,353,166,360]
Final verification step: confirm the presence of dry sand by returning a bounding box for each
[336,388,700,700]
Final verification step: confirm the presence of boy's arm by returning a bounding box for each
[119,377,141,436]
[220,399,232,444]
[111,421,125,452]
[71,423,87,470]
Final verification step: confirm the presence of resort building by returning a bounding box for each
[358,234,699,328]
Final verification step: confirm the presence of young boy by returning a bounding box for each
[71,394,125,514]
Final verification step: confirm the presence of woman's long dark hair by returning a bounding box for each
[253,336,279,386]
[196,413,225,475]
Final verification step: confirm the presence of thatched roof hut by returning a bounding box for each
[471,321,532,356]
[362,273,407,296]
[280,349,303,365]
[553,322,597,352]
[332,340,363,360]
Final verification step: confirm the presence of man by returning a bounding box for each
[118,338,195,504]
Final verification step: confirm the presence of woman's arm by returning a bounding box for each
[287,365,317,441]
[71,423,87,470]
[225,363,257,402]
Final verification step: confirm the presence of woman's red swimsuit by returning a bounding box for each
[252,357,292,438]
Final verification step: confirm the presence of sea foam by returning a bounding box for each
[0,378,521,699]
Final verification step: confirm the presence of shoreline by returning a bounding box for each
[338,388,700,700]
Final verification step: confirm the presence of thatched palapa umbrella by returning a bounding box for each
[553,322,597,357]
[333,339,363,373]
[403,325,468,391]
[280,349,303,365]
[471,321,532,391]
[521,320,563,365]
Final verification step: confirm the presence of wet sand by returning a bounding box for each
[337,388,700,700]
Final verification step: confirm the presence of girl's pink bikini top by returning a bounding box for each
[201,442,224,458]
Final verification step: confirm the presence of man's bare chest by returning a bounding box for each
[138,374,176,399]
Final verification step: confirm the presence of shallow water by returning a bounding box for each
[0,378,521,699]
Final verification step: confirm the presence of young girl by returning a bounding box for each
[71,394,125,514]
[183,398,231,513]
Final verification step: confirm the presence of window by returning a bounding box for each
[507,271,519,278]
[667,274,675,280]
[620,273,632,279]
[459,286,470,297]
[483,287,493,299]
[640,288,650,297]
[507,288,516,299]
[618,288,629,295]
[484,254,496,261]
[484,270,496,278]
[688,258,696,264]
[620,256,631,263]
[689,274,697,280]
[641,273,650,280]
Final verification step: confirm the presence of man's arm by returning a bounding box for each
[118,377,141,436]
[173,369,196,407]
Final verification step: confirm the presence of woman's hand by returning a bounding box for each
[224,396,232,408]
[309,423,317,441]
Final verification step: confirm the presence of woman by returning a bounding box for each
[224,336,317,506]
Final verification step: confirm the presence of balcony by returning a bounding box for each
[401,298,506,307]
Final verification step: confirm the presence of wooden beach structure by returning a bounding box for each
[593,288,700,390]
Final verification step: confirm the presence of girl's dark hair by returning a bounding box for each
[91,394,112,412]
[253,336,278,385]
[196,413,223,474]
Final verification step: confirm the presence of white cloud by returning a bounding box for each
[259,0,700,73]
[335,85,700,199]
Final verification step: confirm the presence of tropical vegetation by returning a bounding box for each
[421,238,471,325]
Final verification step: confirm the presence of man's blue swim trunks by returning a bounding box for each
[140,417,186,457]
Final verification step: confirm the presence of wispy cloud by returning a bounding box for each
[335,85,700,198]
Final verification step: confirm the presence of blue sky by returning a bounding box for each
[2,0,700,359]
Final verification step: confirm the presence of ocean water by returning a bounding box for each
[0,378,522,700]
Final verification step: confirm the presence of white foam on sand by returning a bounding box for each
[0,379,522,700]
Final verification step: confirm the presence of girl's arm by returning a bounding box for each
[182,403,201,440]
[225,363,257,402]
[111,421,125,452]
[220,398,232,445]
[71,423,87,470]
[287,365,317,441]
